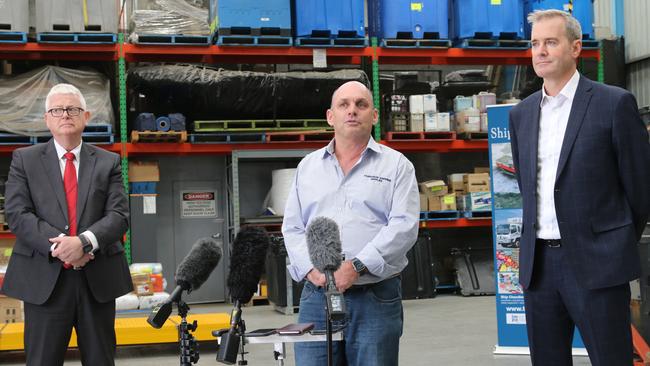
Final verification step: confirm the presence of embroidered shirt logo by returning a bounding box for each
[364,174,391,183]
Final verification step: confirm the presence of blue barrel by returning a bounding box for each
[214,0,291,34]
[375,0,449,40]
[452,0,525,40]
[524,0,594,40]
[294,0,364,38]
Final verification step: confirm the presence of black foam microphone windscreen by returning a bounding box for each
[227,226,270,303]
[175,237,223,292]
[306,216,343,272]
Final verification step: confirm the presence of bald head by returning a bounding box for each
[330,81,374,109]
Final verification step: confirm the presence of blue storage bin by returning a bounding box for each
[524,0,594,40]
[294,0,364,38]
[130,182,157,194]
[376,0,449,41]
[451,0,525,40]
[213,0,291,35]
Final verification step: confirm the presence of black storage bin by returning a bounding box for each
[401,231,436,300]
[451,246,495,296]
[266,235,304,308]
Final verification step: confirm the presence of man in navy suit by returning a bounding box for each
[509,10,650,365]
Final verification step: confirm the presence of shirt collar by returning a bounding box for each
[540,70,580,108]
[323,136,381,158]
[53,139,83,160]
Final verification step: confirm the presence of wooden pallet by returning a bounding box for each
[457,132,488,140]
[265,130,334,143]
[194,119,329,132]
[131,130,187,143]
[386,131,456,141]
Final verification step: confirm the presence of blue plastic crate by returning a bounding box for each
[294,0,365,42]
[451,0,525,41]
[213,0,291,36]
[130,182,157,194]
[524,0,595,40]
[375,0,449,42]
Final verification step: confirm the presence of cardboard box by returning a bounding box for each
[419,180,448,197]
[464,173,490,192]
[428,195,442,211]
[448,173,466,194]
[409,95,424,114]
[131,273,153,296]
[455,109,481,133]
[0,296,23,323]
[128,161,160,182]
[428,193,457,211]
[0,247,11,268]
[419,193,428,211]
[409,113,424,132]
[449,181,465,194]
[440,193,457,211]
[474,167,490,174]
[423,94,437,113]
[464,191,492,211]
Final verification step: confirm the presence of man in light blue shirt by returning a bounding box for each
[282,81,419,365]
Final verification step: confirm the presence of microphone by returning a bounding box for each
[217,226,270,364]
[306,216,346,320]
[148,237,223,329]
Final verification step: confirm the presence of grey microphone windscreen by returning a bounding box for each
[306,216,343,272]
[175,237,223,292]
[227,226,271,303]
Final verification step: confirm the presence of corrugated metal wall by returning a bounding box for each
[624,0,650,63]
[627,59,650,109]
[592,0,613,38]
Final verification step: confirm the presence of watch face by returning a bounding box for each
[353,259,365,273]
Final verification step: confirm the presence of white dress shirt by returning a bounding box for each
[536,70,580,239]
[52,139,99,252]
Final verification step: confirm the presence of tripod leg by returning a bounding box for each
[273,342,286,366]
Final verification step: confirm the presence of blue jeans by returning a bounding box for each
[294,276,403,366]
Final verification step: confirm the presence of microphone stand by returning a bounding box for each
[323,272,345,366]
[177,298,199,366]
[215,299,248,365]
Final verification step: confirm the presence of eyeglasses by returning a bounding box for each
[47,107,84,117]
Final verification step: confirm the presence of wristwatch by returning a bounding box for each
[79,234,93,254]
[351,257,369,276]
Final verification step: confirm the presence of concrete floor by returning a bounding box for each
[0,295,592,365]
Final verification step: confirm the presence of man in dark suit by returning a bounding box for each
[509,9,650,365]
[1,83,132,366]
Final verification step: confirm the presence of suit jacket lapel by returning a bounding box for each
[41,140,68,222]
[555,76,593,182]
[77,143,96,224]
[528,92,542,187]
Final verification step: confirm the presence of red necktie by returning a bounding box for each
[63,152,77,269]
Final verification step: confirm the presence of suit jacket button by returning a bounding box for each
[64,225,69,230]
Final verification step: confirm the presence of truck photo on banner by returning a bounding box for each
[487,104,586,355]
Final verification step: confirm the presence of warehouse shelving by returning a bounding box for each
[0,41,601,253]
[0,43,600,64]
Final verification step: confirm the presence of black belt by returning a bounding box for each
[536,238,562,248]
[349,274,400,290]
